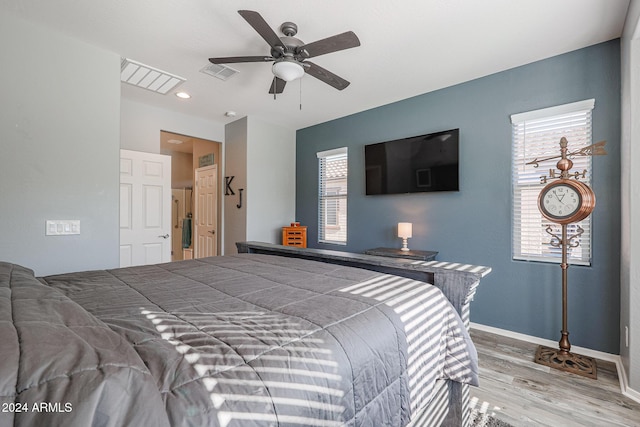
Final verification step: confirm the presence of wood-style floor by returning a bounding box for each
[469,328,640,427]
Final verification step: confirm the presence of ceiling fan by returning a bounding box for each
[209,10,360,95]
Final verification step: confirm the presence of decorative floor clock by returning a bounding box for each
[526,136,606,379]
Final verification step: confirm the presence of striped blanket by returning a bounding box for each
[3,253,478,426]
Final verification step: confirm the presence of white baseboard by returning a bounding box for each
[616,360,640,403]
[470,322,640,404]
[626,385,640,402]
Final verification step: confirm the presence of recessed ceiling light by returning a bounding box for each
[225,111,237,117]
[175,92,191,99]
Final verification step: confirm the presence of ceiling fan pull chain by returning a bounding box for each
[299,78,303,110]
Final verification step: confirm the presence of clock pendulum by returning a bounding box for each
[526,136,606,379]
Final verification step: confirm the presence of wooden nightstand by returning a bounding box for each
[364,247,438,261]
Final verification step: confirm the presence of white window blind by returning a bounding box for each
[317,147,348,244]
[511,100,594,265]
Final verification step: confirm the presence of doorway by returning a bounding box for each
[160,130,222,261]
[171,187,193,260]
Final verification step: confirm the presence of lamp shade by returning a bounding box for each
[272,60,305,82]
[398,222,412,239]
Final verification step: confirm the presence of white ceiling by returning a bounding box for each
[1,0,630,131]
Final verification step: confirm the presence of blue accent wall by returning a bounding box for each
[295,40,621,354]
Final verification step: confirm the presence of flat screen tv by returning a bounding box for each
[365,128,459,195]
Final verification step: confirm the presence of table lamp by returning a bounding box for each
[398,222,412,251]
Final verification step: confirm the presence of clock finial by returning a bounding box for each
[557,137,573,176]
[559,136,568,150]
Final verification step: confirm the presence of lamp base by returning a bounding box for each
[400,237,409,251]
[534,345,597,379]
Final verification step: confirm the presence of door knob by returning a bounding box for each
[159,234,170,239]
[208,230,215,235]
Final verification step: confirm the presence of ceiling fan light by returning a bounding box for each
[272,60,304,82]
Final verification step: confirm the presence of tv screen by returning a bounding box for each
[365,128,459,195]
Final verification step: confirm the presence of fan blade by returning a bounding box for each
[268,77,287,94]
[209,56,273,64]
[304,61,350,90]
[238,10,284,50]
[300,31,360,58]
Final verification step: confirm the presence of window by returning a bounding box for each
[511,99,594,265]
[317,147,348,244]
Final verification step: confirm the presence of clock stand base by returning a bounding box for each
[534,345,597,379]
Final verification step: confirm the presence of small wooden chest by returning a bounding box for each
[282,223,307,248]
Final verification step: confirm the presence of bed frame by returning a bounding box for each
[236,241,492,427]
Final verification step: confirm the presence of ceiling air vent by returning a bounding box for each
[200,63,239,81]
[120,58,186,95]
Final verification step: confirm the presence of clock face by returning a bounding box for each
[538,179,596,224]
[541,184,581,219]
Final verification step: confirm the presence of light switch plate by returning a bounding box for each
[46,220,80,236]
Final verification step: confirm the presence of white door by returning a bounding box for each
[194,165,217,258]
[120,149,172,267]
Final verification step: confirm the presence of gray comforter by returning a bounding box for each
[1,254,477,427]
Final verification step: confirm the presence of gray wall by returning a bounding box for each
[120,98,224,154]
[224,116,297,254]
[0,12,121,275]
[621,0,640,391]
[246,117,296,244]
[296,40,621,354]
[223,118,249,254]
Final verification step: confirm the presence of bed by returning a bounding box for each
[0,242,490,427]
